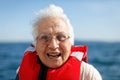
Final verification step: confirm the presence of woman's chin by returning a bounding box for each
[46,62,64,69]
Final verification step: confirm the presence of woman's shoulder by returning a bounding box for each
[80,61,102,80]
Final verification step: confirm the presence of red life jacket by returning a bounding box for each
[18,45,88,80]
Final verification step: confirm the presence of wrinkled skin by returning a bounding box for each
[36,17,72,68]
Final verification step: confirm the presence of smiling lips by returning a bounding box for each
[47,52,61,58]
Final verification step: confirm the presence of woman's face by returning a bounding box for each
[36,17,72,68]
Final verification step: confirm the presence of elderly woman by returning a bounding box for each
[16,5,102,80]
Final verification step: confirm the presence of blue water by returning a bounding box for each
[0,41,120,80]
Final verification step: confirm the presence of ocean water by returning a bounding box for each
[0,41,120,80]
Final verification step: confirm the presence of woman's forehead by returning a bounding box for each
[37,17,69,33]
[38,17,67,26]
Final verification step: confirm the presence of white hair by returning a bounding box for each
[32,4,74,45]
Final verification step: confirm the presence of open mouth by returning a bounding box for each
[47,53,61,58]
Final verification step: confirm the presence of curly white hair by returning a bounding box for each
[32,4,74,45]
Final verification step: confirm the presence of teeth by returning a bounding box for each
[47,53,61,58]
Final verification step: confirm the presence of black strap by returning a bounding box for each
[15,74,19,80]
[37,56,48,80]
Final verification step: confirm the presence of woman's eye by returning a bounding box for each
[38,34,51,42]
[41,35,50,40]
[57,34,66,41]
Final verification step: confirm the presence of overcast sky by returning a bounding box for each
[0,0,120,42]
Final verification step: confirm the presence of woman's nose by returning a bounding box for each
[48,38,59,49]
